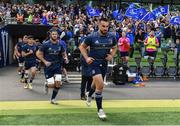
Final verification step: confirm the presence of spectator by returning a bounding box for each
[16,12,24,24]
[118,31,130,65]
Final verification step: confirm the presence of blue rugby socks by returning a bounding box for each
[51,87,60,100]
[95,91,103,111]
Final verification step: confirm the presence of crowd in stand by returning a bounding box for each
[0,2,180,69]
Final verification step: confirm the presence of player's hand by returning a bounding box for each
[17,53,21,57]
[44,61,51,67]
[105,54,113,61]
[64,57,69,64]
[86,57,94,64]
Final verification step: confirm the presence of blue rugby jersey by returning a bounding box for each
[16,41,26,54]
[83,32,117,60]
[40,40,65,63]
[22,44,37,62]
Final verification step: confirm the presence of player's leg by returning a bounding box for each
[51,74,62,105]
[93,74,106,120]
[28,66,37,89]
[24,69,29,89]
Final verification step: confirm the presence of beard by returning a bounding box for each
[51,37,58,42]
[100,29,108,35]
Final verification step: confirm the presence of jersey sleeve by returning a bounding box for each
[83,35,92,46]
[61,44,65,53]
[21,45,27,52]
[39,43,47,53]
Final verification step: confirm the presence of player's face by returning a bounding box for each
[23,36,28,43]
[28,38,34,45]
[99,21,109,35]
[50,31,58,41]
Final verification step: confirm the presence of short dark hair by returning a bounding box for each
[27,35,34,39]
[99,17,109,22]
[49,28,58,33]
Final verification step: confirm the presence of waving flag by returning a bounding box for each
[113,10,119,18]
[115,12,124,22]
[170,16,180,25]
[141,12,156,22]
[159,5,169,15]
[137,8,148,20]
[152,5,169,18]
[125,8,138,18]
[86,6,100,17]
[125,8,147,20]
[125,3,136,17]
[128,3,135,9]
[152,7,162,18]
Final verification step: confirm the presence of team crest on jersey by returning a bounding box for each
[92,69,95,74]
[95,40,99,44]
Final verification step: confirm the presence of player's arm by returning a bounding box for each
[36,50,51,67]
[14,45,21,57]
[79,42,94,64]
[110,45,117,57]
[22,49,33,57]
[79,42,89,60]
[79,35,94,64]
[62,51,68,63]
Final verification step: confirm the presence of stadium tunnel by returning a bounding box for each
[0,24,53,68]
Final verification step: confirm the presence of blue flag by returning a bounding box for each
[170,16,180,25]
[113,10,119,18]
[152,7,162,18]
[137,8,148,20]
[159,5,169,15]
[152,5,169,18]
[125,8,138,18]
[42,16,48,25]
[141,12,156,22]
[115,12,124,22]
[125,8,147,20]
[128,3,135,9]
[86,6,100,17]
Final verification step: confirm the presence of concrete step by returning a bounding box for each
[68,81,81,84]
[68,78,82,81]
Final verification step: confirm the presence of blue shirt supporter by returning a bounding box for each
[126,31,134,47]
[22,44,37,62]
[40,40,65,63]
[83,32,117,60]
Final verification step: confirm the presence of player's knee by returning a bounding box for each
[31,67,36,75]
[55,81,61,88]
[96,84,104,91]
